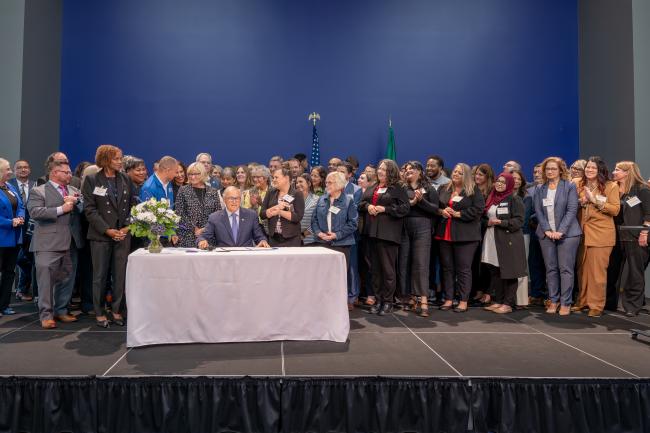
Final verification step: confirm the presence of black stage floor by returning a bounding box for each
[2,298,650,378]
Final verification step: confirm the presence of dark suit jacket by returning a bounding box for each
[358,184,410,244]
[8,178,36,239]
[260,187,305,239]
[198,208,267,247]
[435,186,485,242]
[483,194,528,279]
[82,170,138,242]
[617,184,650,242]
[533,179,582,239]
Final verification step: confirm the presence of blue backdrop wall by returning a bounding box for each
[60,0,578,174]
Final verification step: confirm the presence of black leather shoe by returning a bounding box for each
[625,311,638,317]
[453,306,468,313]
[366,304,381,314]
[112,317,125,327]
[378,303,393,316]
[439,304,453,311]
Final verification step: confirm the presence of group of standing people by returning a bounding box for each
[0,147,648,329]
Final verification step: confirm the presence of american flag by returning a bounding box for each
[310,124,320,167]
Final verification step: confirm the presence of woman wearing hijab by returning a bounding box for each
[481,172,528,314]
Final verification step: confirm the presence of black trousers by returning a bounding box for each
[370,238,400,304]
[358,234,374,298]
[438,241,479,302]
[90,239,131,317]
[528,231,547,298]
[0,247,19,310]
[605,237,624,311]
[621,241,650,314]
[398,217,432,297]
[429,239,441,295]
[270,234,302,247]
[488,264,518,306]
[470,240,490,298]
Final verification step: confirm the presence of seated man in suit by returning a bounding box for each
[197,186,270,249]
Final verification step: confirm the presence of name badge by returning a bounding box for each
[543,198,553,207]
[282,194,294,203]
[93,186,107,197]
[497,207,509,215]
[452,196,463,203]
[626,196,641,207]
[329,206,341,215]
[377,187,387,194]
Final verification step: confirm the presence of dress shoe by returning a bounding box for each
[112,317,125,327]
[625,311,638,317]
[378,303,393,316]
[493,305,513,314]
[571,305,587,313]
[558,305,571,316]
[54,314,78,323]
[439,304,453,311]
[418,304,429,317]
[587,309,602,318]
[366,304,381,314]
[15,292,33,301]
[96,319,110,328]
[453,306,468,313]
[545,303,559,314]
[484,303,501,311]
[41,319,57,329]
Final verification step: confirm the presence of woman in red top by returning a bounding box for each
[435,163,485,312]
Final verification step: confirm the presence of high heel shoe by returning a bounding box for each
[418,303,429,317]
[545,303,560,314]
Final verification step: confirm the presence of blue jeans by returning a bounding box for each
[539,235,580,306]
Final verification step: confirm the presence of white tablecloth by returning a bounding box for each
[125,247,349,347]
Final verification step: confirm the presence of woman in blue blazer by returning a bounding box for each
[533,157,582,316]
[0,158,25,316]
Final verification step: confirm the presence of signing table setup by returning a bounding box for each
[125,246,349,347]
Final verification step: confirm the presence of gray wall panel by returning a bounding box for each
[579,0,635,166]
[19,0,62,176]
[0,0,25,164]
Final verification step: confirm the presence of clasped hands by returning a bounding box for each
[12,217,24,227]
[409,189,423,206]
[105,227,129,242]
[367,205,385,216]
[544,230,564,241]
[317,231,337,242]
[266,201,290,218]
[487,218,502,227]
[61,195,79,213]
[440,207,460,219]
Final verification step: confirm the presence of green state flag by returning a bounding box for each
[386,121,396,161]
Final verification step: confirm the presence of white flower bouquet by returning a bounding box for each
[128,198,180,251]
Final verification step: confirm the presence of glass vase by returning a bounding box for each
[148,236,163,253]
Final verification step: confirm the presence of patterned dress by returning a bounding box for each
[175,185,222,247]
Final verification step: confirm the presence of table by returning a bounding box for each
[125,247,350,347]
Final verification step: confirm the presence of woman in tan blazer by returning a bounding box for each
[573,157,620,317]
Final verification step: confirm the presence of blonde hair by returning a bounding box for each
[186,162,208,184]
[615,161,646,194]
[0,158,10,177]
[540,156,570,183]
[326,171,347,191]
[445,163,475,196]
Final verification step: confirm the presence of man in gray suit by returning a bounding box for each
[198,186,270,249]
[27,160,84,329]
